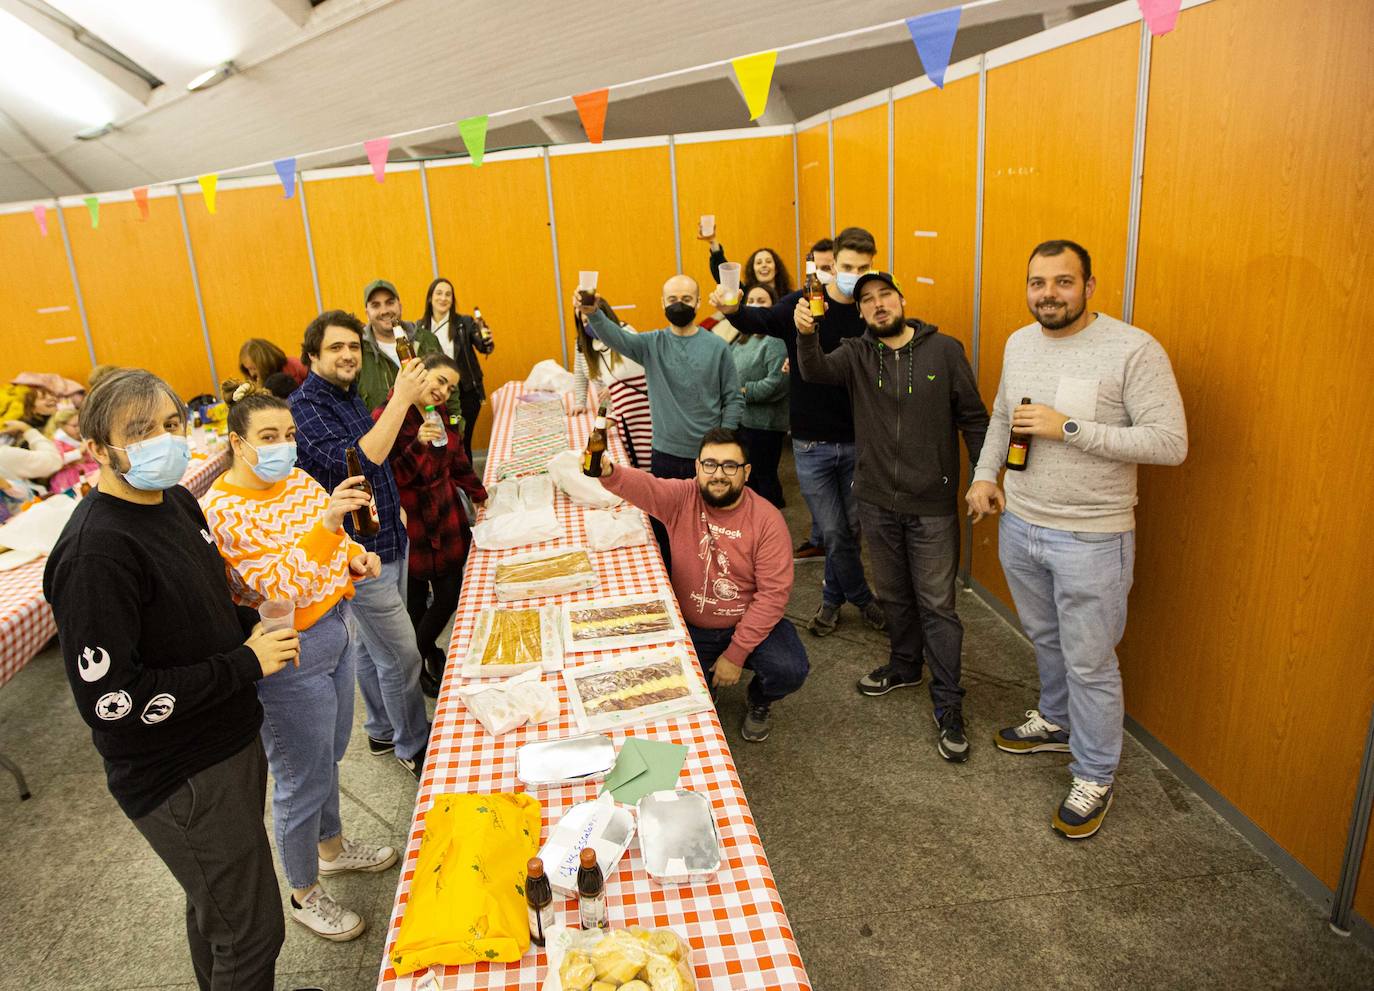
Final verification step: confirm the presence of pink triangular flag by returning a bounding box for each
[1137,0,1181,36]
[364,137,390,182]
[33,204,48,236]
[133,186,150,220]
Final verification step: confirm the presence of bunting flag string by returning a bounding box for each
[1137,0,1182,36]
[198,174,218,214]
[458,115,489,167]
[83,196,99,229]
[731,51,777,120]
[133,186,150,220]
[905,6,962,89]
[33,204,47,236]
[273,157,297,198]
[364,137,390,182]
[572,89,609,144]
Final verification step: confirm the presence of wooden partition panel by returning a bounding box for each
[304,170,433,317]
[674,135,796,300]
[832,105,889,252]
[1126,0,1374,915]
[971,25,1139,607]
[893,77,979,355]
[549,144,677,337]
[0,213,90,384]
[427,155,560,449]
[183,184,319,389]
[64,197,211,397]
[796,123,831,250]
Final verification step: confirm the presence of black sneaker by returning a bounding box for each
[807,603,840,637]
[367,736,395,756]
[397,748,425,781]
[995,709,1070,754]
[934,707,970,763]
[740,703,772,742]
[856,664,924,697]
[419,667,440,699]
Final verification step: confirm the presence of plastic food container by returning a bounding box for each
[516,733,616,787]
[538,793,637,898]
[636,789,721,885]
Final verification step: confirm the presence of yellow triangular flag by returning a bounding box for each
[198,173,218,214]
[731,51,777,121]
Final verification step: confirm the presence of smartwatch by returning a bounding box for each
[1062,419,1081,440]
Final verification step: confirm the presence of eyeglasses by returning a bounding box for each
[699,459,747,476]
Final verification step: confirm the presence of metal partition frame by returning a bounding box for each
[174,186,219,387]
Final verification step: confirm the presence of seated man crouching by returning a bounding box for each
[597,427,809,742]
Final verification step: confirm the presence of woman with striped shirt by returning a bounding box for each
[201,382,399,944]
[572,299,653,468]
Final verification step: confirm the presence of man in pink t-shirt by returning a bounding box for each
[599,428,809,742]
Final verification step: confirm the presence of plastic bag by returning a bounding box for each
[542,924,696,991]
[584,508,648,552]
[457,668,560,736]
[519,474,555,511]
[547,450,622,509]
[494,546,598,601]
[486,475,554,519]
[470,506,561,550]
[526,359,577,394]
[486,478,524,518]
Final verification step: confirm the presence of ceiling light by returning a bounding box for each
[75,122,115,141]
[186,61,236,92]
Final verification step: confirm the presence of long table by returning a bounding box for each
[376,382,811,990]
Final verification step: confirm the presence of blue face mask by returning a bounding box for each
[112,433,191,491]
[246,441,297,483]
[835,271,862,298]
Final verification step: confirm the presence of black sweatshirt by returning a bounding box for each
[727,288,866,443]
[797,320,990,515]
[42,486,263,819]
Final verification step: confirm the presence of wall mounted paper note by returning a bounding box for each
[197,174,218,214]
[906,7,962,89]
[572,88,609,144]
[459,114,488,166]
[133,186,149,220]
[273,157,297,198]
[1137,0,1181,36]
[364,137,390,182]
[83,196,99,229]
[731,50,777,120]
[33,204,47,236]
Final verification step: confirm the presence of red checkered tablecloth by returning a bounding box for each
[178,441,232,498]
[376,382,811,991]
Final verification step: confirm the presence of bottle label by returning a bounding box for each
[368,498,380,524]
[528,903,555,942]
[578,893,607,929]
[1007,443,1027,467]
[809,296,825,317]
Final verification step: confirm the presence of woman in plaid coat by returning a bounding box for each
[373,353,487,696]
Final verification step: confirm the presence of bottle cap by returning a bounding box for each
[424,404,435,411]
[527,857,544,878]
[579,848,597,868]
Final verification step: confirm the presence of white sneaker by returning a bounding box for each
[319,837,399,877]
[291,886,365,942]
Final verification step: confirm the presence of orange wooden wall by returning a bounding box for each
[832,105,889,254]
[796,123,831,251]
[0,212,90,384]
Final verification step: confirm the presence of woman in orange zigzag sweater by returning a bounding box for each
[200,381,399,944]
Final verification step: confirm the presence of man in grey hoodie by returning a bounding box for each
[796,271,988,763]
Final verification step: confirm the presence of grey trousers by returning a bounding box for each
[131,738,284,991]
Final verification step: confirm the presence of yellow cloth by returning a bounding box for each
[390,792,543,975]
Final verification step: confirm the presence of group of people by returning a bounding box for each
[578,226,1187,843]
[0,370,113,514]
[42,277,496,988]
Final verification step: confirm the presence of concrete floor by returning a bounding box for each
[0,447,1370,990]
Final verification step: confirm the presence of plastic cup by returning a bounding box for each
[719,262,742,305]
[259,599,295,632]
[699,214,715,238]
[577,270,598,305]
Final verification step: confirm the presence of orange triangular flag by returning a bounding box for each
[198,174,218,214]
[572,89,609,144]
[133,186,150,220]
[731,51,777,120]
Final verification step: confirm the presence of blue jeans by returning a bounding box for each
[349,557,430,761]
[255,603,354,890]
[687,619,810,706]
[791,439,872,608]
[998,511,1136,786]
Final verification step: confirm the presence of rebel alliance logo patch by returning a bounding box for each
[140,693,176,725]
[77,646,112,683]
[95,691,133,721]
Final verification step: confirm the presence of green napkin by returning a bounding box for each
[601,737,688,805]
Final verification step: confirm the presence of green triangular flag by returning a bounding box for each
[459,115,489,167]
[84,196,100,229]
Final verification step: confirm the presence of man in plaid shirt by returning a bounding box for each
[291,310,432,777]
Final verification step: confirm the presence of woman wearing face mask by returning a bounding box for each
[371,353,488,697]
[414,277,493,460]
[571,298,653,469]
[201,380,399,944]
[45,408,99,493]
[730,284,789,508]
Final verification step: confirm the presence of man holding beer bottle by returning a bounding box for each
[967,240,1187,839]
[356,279,462,432]
[291,309,433,778]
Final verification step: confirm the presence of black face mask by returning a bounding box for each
[664,302,697,328]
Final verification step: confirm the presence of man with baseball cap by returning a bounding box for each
[796,271,988,764]
[356,279,452,416]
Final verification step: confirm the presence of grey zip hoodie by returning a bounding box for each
[797,319,989,515]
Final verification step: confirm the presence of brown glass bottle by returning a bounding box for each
[394,331,414,363]
[576,847,607,930]
[804,255,826,318]
[525,857,554,947]
[582,397,609,477]
[1006,396,1032,472]
[344,447,381,537]
[474,306,491,341]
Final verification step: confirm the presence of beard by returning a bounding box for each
[1032,298,1085,330]
[867,313,906,338]
[699,478,744,508]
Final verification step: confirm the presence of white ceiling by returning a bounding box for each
[0,0,1114,204]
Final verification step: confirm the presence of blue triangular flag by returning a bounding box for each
[273,157,297,199]
[906,7,962,89]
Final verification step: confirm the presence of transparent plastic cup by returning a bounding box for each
[577,270,599,306]
[699,214,715,238]
[259,599,295,632]
[719,262,742,305]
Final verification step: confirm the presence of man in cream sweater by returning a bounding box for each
[966,240,1187,840]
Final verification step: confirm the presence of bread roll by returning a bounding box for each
[620,982,652,991]
[647,930,682,961]
[559,953,596,991]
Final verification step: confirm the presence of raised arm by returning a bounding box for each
[598,459,692,528]
[587,308,651,364]
[794,327,849,386]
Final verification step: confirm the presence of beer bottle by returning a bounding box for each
[582,397,609,477]
[345,446,382,537]
[394,329,414,363]
[474,306,491,342]
[576,847,607,930]
[1006,397,1033,472]
[804,255,826,318]
[525,857,555,947]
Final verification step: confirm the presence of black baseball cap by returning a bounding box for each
[852,271,903,302]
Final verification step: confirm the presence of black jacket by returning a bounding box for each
[415,312,493,400]
[797,319,989,515]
